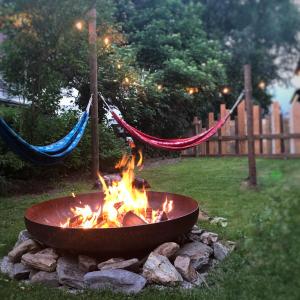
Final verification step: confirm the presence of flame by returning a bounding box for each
[60,152,172,228]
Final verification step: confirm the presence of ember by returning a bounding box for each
[60,153,173,228]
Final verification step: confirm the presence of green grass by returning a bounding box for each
[0,158,299,299]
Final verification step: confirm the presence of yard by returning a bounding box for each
[0,157,299,300]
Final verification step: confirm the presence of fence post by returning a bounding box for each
[262,116,271,154]
[271,102,281,154]
[237,100,246,154]
[244,64,257,186]
[253,105,261,154]
[290,98,300,154]
[193,117,201,157]
[208,112,217,155]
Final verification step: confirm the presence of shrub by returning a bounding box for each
[0,105,127,195]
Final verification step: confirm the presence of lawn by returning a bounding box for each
[0,158,299,300]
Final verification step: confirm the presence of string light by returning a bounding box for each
[157,84,163,91]
[117,63,122,69]
[222,87,230,95]
[75,21,84,31]
[104,37,110,46]
[186,87,199,95]
[124,77,129,84]
[258,81,266,90]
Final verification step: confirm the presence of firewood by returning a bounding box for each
[69,215,82,227]
[122,211,147,227]
[155,210,168,222]
[113,201,124,211]
[146,207,152,223]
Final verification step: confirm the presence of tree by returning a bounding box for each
[199,0,300,111]
[114,0,229,138]
[0,0,117,115]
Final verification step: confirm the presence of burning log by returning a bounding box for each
[122,211,147,227]
[146,207,152,223]
[69,215,83,228]
[114,201,124,211]
[155,210,168,223]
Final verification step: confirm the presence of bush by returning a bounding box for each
[0,105,127,195]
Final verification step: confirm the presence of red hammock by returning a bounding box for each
[111,111,228,151]
[103,91,244,151]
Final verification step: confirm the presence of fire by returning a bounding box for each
[60,152,173,229]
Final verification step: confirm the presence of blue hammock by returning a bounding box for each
[0,98,92,165]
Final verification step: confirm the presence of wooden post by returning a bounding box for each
[271,102,281,154]
[220,104,227,154]
[88,6,99,180]
[262,116,271,154]
[208,112,217,154]
[244,64,257,186]
[253,105,261,154]
[237,100,246,154]
[193,117,201,157]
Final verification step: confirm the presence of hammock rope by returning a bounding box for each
[101,91,244,151]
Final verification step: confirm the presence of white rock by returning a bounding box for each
[153,242,180,258]
[175,241,213,270]
[57,256,85,289]
[8,239,40,263]
[213,242,229,261]
[142,252,183,286]
[174,255,198,282]
[84,269,146,294]
[200,232,218,245]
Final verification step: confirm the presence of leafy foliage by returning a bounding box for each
[199,0,300,110]
[0,106,126,195]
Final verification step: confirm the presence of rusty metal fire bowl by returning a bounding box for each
[25,191,199,258]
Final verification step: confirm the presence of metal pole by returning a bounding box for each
[88,6,99,180]
[244,64,257,186]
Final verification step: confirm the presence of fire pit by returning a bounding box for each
[25,191,199,258]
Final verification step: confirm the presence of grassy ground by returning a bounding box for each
[0,158,299,300]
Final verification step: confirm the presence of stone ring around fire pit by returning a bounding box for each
[25,191,199,259]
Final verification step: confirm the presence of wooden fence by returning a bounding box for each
[182,100,300,158]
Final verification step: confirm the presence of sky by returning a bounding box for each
[269,76,300,115]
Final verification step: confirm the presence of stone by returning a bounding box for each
[0,256,13,275]
[213,242,229,261]
[37,248,59,259]
[98,258,139,272]
[14,230,32,247]
[226,240,236,252]
[198,210,210,221]
[84,269,146,294]
[11,263,31,280]
[78,255,98,272]
[31,271,60,287]
[190,229,204,235]
[175,242,213,270]
[142,252,183,286]
[187,233,202,242]
[29,269,39,280]
[21,252,57,272]
[180,280,194,289]
[199,232,218,245]
[153,242,180,258]
[97,258,124,269]
[193,273,205,287]
[8,239,40,263]
[57,256,85,289]
[174,256,198,282]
